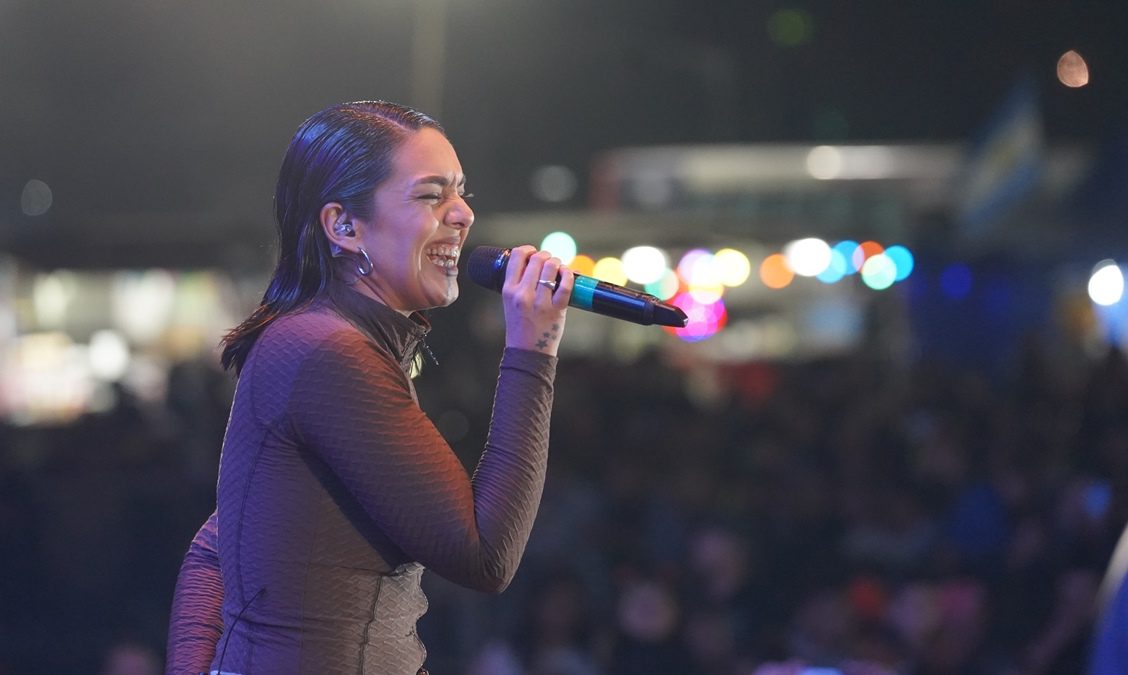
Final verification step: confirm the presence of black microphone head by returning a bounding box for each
[467,246,509,292]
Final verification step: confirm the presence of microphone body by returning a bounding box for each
[467,246,689,328]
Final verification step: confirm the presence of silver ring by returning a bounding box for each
[537,279,557,291]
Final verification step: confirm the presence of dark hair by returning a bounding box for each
[220,101,444,373]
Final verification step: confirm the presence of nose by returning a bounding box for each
[446,197,474,231]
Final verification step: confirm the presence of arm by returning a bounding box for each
[290,247,571,592]
[165,512,224,674]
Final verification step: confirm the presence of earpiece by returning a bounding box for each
[334,221,355,237]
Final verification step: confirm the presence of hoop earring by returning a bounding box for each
[356,247,373,277]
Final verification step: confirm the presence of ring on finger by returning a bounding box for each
[537,279,557,291]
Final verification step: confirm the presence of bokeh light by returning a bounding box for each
[21,179,53,216]
[592,257,628,286]
[884,245,915,281]
[1057,50,1090,88]
[540,231,578,264]
[860,253,897,290]
[1089,260,1124,306]
[940,263,973,300]
[665,292,727,342]
[644,269,681,301]
[767,8,813,47]
[677,249,713,281]
[622,246,669,285]
[785,238,832,277]
[88,329,131,381]
[714,248,752,287]
[833,240,861,273]
[806,146,842,180]
[569,254,596,278]
[530,165,578,203]
[816,249,849,284]
[852,241,885,272]
[760,253,795,289]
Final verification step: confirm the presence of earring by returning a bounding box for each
[356,247,373,277]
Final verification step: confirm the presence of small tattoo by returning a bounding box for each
[542,332,551,338]
[552,323,560,331]
[536,339,549,350]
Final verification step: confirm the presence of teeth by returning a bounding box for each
[426,244,460,269]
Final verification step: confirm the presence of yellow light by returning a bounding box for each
[569,254,596,277]
[592,257,628,286]
[714,248,751,287]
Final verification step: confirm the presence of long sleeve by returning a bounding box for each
[166,512,224,674]
[287,336,555,593]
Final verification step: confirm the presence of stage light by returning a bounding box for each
[677,249,712,281]
[940,263,973,300]
[760,253,795,289]
[645,269,681,301]
[861,253,896,290]
[714,248,752,287]
[531,165,578,203]
[592,257,628,286]
[622,246,668,284]
[666,293,727,342]
[1089,261,1124,306]
[1057,50,1090,88]
[540,231,578,264]
[833,240,860,273]
[21,179,52,216]
[884,245,915,281]
[817,249,848,284]
[569,254,596,277]
[852,241,885,272]
[806,146,842,180]
[88,330,131,381]
[785,237,831,277]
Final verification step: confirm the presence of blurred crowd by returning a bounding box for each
[1,335,1126,674]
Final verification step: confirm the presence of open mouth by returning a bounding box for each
[425,244,460,271]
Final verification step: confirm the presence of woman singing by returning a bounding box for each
[165,101,573,674]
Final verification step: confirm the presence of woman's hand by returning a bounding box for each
[501,245,573,356]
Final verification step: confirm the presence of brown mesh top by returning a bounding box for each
[165,282,556,674]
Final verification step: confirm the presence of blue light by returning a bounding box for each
[816,249,848,284]
[940,264,973,300]
[885,245,915,282]
[832,240,860,274]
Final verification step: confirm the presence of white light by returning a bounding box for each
[88,329,131,381]
[784,238,832,277]
[112,270,177,344]
[621,246,668,284]
[21,179,53,216]
[539,231,578,265]
[806,146,842,180]
[33,272,76,329]
[531,165,578,203]
[1089,261,1124,306]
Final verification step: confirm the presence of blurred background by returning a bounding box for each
[2,1,1128,673]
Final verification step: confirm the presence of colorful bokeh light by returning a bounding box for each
[645,269,681,301]
[816,249,849,284]
[785,238,832,277]
[622,245,668,284]
[860,253,896,290]
[760,253,795,289]
[540,231,577,264]
[715,248,752,287]
[664,292,727,342]
[569,254,596,278]
[592,257,628,285]
[1089,260,1124,306]
[884,245,915,281]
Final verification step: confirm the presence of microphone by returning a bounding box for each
[466,246,689,328]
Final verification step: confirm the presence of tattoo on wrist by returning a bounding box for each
[535,324,561,351]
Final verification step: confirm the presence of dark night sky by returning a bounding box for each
[1,0,1125,267]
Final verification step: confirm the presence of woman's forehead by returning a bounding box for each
[390,128,463,183]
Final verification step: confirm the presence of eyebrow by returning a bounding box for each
[412,174,467,189]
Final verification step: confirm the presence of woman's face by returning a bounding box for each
[355,127,474,314]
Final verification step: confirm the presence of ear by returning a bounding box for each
[319,202,357,252]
